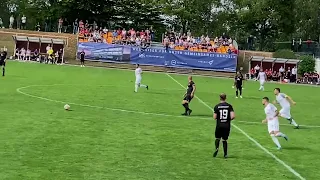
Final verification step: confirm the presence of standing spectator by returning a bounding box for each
[85,20,89,29]
[35,22,41,31]
[286,67,291,82]
[73,19,78,34]
[15,48,20,60]
[93,21,97,30]
[58,18,63,33]
[21,15,27,30]
[0,18,3,28]
[63,18,69,33]
[9,15,14,29]
[254,64,260,79]
[291,66,297,83]
[279,66,285,81]
[57,49,63,65]
[79,20,84,29]
[80,50,85,67]
[45,17,50,32]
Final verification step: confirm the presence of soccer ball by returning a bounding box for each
[64,104,70,110]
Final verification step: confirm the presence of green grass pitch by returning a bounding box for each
[1,61,320,180]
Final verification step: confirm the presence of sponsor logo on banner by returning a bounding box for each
[139,53,145,58]
[197,60,215,66]
[171,60,176,65]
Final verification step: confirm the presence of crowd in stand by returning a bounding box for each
[163,31,237,54]
[250,64,320,85]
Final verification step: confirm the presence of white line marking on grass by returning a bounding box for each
[16,84,320,129]
[166,73,306,180]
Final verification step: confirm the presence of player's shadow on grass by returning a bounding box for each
[284,146,311,151]
[243,96,261,100]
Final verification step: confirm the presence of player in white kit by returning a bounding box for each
[262,97,288,150]
[273,88,299,129]
[134,64,148,92]
[257,69,266,91]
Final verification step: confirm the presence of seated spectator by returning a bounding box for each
[20,48,26,60]
[33,49,39,61]
[267,68,272,80]
[272,71,279,81]
[26,49,31,61]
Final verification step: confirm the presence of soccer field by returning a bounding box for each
[1,61,320,180]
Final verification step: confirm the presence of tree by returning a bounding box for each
[298,55,315,75]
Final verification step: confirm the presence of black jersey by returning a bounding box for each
[235,75,243,86]
[80,52,85,60]
[186,81,195,95]
[214,102,234,128]
[0,52,6,61]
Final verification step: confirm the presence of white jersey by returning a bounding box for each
[135,67,142,78]
[264,103,278,121]
[135,67,142,84]
[264,103,279,133]
[276,93,290,108]
[258,72,266,81]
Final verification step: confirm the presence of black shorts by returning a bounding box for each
[215,126,230,140]
[80,59,85,62]
[0,60,5,66]
[236,84,242,89]
[183,94,193,102]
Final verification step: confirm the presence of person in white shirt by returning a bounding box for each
[273,88,299,128]
[254,64,260,79]
[257,69,267,91]
[26,49,31,61]
[9,15,14,29]
[134,64,148,92]
[21,15,27,30]
[279,66,285,81]
[291,66,297,82]
[262,97,288,150]
[20,48,26,60]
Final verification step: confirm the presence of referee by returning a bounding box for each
[213,93,235,158]
[0,49,7,76]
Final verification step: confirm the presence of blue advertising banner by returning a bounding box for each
[130,47,237,72]
[77,43,237,72]
[77,43,131,62]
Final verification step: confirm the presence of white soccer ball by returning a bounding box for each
[64,104,70,110]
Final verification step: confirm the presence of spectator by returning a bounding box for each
[36,22,41,31]
[45,17,50,32]
[79,20,84,29]
[21,15,27,30]
[73,19,78,34]
[286,67,291,81]
[272,71,279,81]
[9,15,14,29]
[33,49,39,61]
[26,49,31,61]
[254,64,260,79]
[15,48,20,60]
[58,18,63,33]
[0,18,3,28]
[279,66,285,81]
[291,66,297,82]
[63,18,68,33]
[20,48,26,60]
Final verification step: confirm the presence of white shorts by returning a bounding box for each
[260,80,265,86]
[135,76,141,84]
[268,119,279,133]
[280,107,291,119]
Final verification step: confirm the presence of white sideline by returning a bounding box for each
[16,84,320,128]
[165,73,306,180]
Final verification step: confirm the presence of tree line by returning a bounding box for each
[1,0,320,51]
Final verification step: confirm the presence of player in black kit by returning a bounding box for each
[235,71,243,98]
[0,50,7,76]
[213,93,235,158]
[181,76,196,116]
